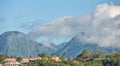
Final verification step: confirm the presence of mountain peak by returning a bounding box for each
[0,31,54,57]
[3,31,25,36]
[71,32,88,43]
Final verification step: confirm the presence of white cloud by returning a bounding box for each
[95,3,120,18]
[59,26,71,36]
[86,3,120,48]
[29,3,120,48]
[29,15,92,38]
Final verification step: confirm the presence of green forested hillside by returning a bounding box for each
[21,50,120,66]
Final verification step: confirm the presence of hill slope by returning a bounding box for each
[54,32,120,58]
[0,31,54,57]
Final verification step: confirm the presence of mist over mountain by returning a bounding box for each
[29,3,120,48]
[0,31,54,57]
[54,32,120,58]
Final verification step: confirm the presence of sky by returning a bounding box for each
[0,0,111,20]
[0,0,120,46]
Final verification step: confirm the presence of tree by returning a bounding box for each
[29,56,32,58]
[103,53,120,66]
[16,57,22,62]
[81,50,91,58]
[92,50,104,58]
[38,52,46,57]
[62,52,66,59]
[77,50,92,61]
[0,54,9,63]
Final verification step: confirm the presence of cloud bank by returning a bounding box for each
[29,3,120,48]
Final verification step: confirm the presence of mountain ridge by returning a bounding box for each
[54,32,120,58]
[0,31,54,57]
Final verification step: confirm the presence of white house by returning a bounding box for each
[4,61,21,66]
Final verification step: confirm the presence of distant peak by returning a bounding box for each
[5,31,22,33]
[0,31,26,38]
[74,32,87,38]
[3,31,25,35]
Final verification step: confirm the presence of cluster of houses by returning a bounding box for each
[0,56,60,66]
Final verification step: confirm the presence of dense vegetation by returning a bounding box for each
[0,54,9,63]
[1,50,120,66]
[23,50,120,66]
[23,58,84,66]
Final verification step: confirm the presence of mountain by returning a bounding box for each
[49,43,59,50]
[49,42,69,51]
[54,32,120,58]
[0,31,54,57]
[57,42,67,50]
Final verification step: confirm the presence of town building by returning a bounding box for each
[51,56,60,61]
[0,64,2,66]
[4,58,16,62]
[21,57,41,63]
[4,61,21,66]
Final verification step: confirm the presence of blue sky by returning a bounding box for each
[0,0,120,45]
[0,0,111,21]
[0,0,110,33]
